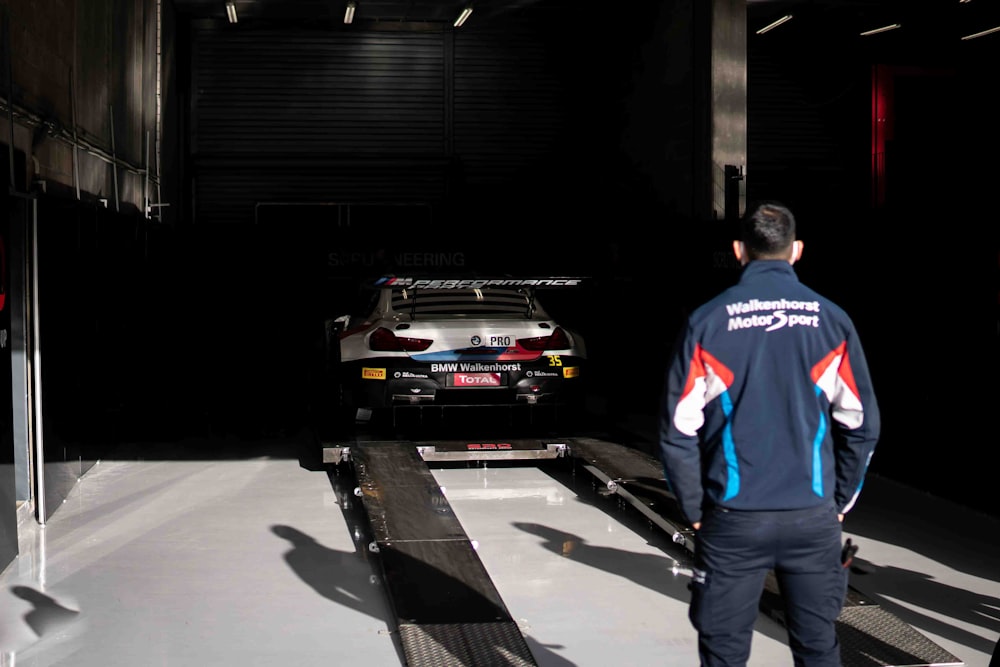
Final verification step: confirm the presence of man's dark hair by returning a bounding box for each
[741,202,796,259]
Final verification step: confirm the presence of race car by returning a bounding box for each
[329,276,588,425]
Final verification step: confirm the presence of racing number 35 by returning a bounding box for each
[546,355,563,367]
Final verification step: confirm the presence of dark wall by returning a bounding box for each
[746,24,999,516]
[32,198,166,515]
[180,2,700,235]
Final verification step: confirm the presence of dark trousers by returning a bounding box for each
[689,503,847,667]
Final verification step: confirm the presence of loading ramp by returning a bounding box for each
[324,434,964,667]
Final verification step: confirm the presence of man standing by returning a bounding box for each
[659,202,880,667]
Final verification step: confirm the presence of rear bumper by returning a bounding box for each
[340,356,586,409]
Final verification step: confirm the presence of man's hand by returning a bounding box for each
[692,522,701,530]
[838,514,844,522]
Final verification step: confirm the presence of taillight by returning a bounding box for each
[368,327,432,352]
[518,326,571,351]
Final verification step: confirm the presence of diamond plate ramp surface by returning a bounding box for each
[837,604,963,667]
[762,577,965,667]
[351,441,539,666]
[399,622,536,667]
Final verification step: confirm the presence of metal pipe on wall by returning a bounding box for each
[72,0,80,201]
[110,106,120,212]
[144,130,150,218]
[29,196,45,524]
[71,67,81,200]
[0,95,153,185]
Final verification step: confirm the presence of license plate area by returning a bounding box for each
[448,372,505,388]
[485,334,514,348]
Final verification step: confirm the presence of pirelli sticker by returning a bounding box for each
[361,367,386,380]
[563,366,580,379]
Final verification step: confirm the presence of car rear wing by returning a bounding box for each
[370,276,589,320]
[371,276,588,289]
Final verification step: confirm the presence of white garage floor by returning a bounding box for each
[0,428,998,667]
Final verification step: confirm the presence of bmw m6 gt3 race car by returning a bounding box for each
[331,276,587,425]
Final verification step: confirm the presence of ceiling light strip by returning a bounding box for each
[225,1,237,23]
[756,15,792,35]
[454,6,472,27]
[344,1,356,24]
[860,23,900,36]
[962,25,1000,40]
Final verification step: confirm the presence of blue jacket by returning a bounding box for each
[659,260,880,525]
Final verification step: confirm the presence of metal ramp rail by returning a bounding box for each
[565,437,965,667]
